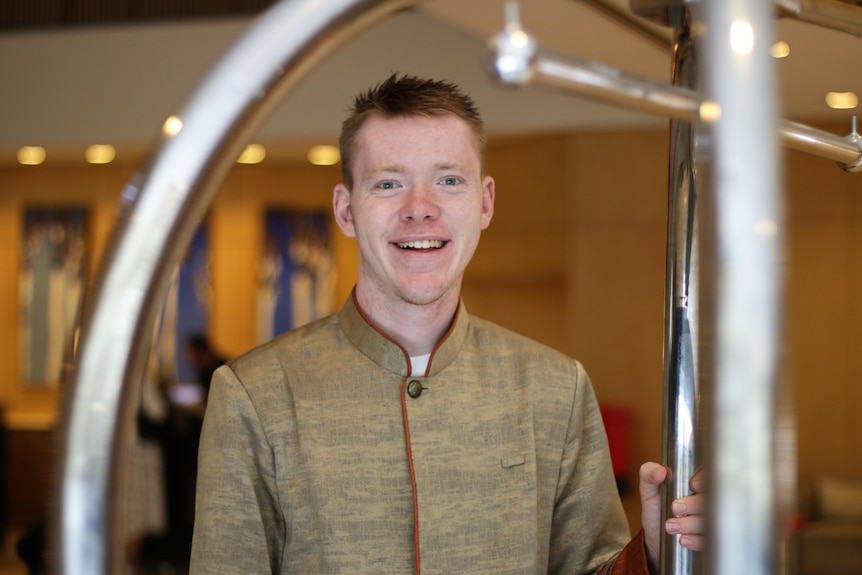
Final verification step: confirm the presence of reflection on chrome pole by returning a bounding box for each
[627,3,702,574]
[662,12,701,575]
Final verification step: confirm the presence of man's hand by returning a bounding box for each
[640,462,705,571]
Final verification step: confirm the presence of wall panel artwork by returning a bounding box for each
[19,207,88,387]
[258,210,335,344]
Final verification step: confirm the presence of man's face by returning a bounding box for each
[333,114,495,309]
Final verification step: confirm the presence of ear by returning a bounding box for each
[333,183,356,238]
[480,176,495,230]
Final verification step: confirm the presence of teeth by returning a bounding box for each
[398,240,443,249]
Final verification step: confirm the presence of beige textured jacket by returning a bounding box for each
[190,295,649,574]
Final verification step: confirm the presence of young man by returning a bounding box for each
[190,74,703,574]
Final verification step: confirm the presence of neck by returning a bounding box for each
[354,287,459,357]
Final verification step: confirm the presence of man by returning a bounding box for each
[190,73,703,574]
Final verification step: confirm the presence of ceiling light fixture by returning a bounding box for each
[307,145,340,166]
[18,146,46,166]
[825,91,859,110]
[237,144,266,164]
[162,115,183,137]
[770,41,790,59]
[85,144,116,164]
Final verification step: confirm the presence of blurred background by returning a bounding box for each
[1,0,861,573]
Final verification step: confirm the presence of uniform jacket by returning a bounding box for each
[190,294,651,574]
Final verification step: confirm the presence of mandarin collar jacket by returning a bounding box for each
[190,293,650,575]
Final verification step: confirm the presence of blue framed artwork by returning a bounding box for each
[175,225,211,384]
[257,210,335,344]
[19,206,89,387]
[155,223,211,389]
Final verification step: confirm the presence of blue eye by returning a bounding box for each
[377,181,397,190]
[441,177,462,186]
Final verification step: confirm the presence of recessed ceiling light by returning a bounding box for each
[162,115,183,137]
[770,41,790,59]
[85,144,116,164]
[237,144,266,164]
[307,145,340,166]
[18,146,46,166]
[825,91,859,110]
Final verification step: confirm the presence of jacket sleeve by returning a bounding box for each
[548,361,647,575]
[189,364,284,575]
[596,530,652,574]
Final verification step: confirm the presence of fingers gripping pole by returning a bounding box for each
[54,1,421,574]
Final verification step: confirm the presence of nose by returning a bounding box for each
[400,184,440,222]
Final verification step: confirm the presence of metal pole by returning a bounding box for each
[53,0,420,573]
[532,50,701,119]
[488,38,862,168]
[782,120,862,170]
[579,0,672,51]
[660,8,701,575]
[699,0,785,573]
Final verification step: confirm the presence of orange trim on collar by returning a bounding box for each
[400,377,421,574]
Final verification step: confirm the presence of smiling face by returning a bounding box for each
[333,113,495,318]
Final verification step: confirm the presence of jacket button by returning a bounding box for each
[406,380,424,398]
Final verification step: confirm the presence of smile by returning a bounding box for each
[397,240,444,250]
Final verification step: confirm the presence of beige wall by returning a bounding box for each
[785,138,862,494]
[1,126,860,531]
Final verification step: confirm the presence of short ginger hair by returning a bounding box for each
[338,73,487,190]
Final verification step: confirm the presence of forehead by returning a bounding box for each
[353,114,481,166]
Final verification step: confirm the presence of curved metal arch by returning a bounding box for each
[54,1,422,573]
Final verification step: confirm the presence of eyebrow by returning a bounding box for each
[434,162,465,172]
[367,164,406,177]
[365,161,469,179]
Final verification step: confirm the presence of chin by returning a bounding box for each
[399,292,442,307]
[398,284,457,307]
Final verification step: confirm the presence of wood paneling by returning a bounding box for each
[785,141,862,497]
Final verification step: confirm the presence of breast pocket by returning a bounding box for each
[501,454,526,469]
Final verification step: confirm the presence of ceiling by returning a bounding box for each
[0,0,861,164]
